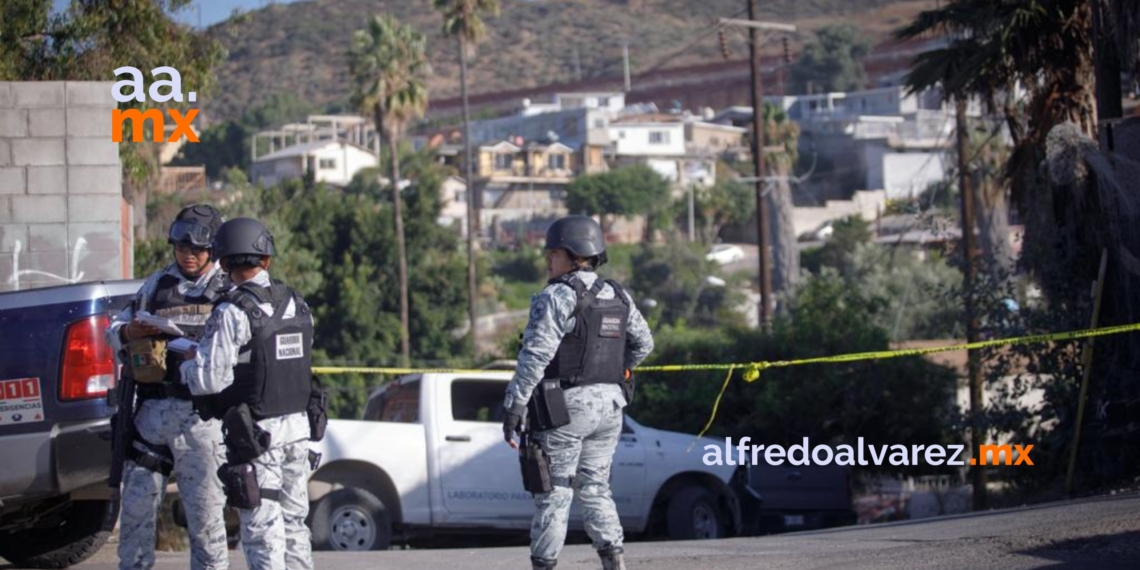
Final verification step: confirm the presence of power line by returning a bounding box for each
[633,7,750,79]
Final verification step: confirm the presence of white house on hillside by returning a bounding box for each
[250,140,378,187]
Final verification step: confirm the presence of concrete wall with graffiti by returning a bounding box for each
[0,81,130,292]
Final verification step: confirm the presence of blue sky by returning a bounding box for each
[52,0,306,28]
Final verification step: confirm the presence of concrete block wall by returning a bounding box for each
[0,82,128,292]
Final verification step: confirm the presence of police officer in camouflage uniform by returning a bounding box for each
[181,218,315,570]
[503,215,655,570]
[107,204,230,570]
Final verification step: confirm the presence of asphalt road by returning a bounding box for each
[7,493,1138,570]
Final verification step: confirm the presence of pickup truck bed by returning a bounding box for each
[0,280,141,568]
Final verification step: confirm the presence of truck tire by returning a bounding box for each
[0,500,116,569]
[309,488,391,551]
[666,486,725,540]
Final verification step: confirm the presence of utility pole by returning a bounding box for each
[574,47,582,82]
[688,185,696,243]
[720,4,794,330]
[956,96,986,511]
[1092,0,1123,122]
[622,40,631,93]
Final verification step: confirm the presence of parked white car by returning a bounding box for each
[305,372,753,550]
[706,244,745,265]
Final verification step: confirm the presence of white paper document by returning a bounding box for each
[135,311,185,337]
[166,337,199,354]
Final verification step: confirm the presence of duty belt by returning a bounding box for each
[137,382,194,401]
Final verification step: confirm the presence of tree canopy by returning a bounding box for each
[565,164,671,227]
[789,24,872,94]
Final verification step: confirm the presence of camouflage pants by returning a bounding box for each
[531,384,625,562]
[238,440,313,570]
[118,398,228,570]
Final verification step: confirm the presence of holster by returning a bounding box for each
[307,376,328,442]
[519,432,554,495]
[221,404,271,464]
[526,379,570,432]
[127,338,168,384]
[622,371,636,406]
[217,462,261,510]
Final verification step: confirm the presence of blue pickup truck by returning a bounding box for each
[0,280,141,568]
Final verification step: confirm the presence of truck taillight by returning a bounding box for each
[61,315,115,401]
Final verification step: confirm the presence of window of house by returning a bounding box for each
[319,158,336,170]
[547,153,566,170]
[618,130,626,139]
[649,131,671,144]
[455,190,468,203]
[363,380,420,423]
[495,153,512,170]
[594,118,606,129]
[598,97,610,107]
[451,380,509,422]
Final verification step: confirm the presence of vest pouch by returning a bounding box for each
[217,462,261,510]
[127,339,168,384]
[527,379,571,432]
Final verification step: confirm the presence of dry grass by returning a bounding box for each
[205,0,936,121]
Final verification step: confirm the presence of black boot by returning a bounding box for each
[598,546,625,570]
[531,556,557,569]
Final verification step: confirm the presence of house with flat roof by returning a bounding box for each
[250,139,378,187]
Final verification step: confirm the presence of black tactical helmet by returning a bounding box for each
[545,215,607,267]
[168,204,223,248]
[213,217,276,262]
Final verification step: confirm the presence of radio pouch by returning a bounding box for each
[217,462,261,509]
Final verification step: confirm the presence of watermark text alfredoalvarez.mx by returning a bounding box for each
[703,437,1034,467]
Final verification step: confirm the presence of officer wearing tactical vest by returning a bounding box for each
[107,204,230,570]
[502,215,655,570]
[181,218,316,570]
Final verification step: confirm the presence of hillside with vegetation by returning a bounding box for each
[204,0,936,120]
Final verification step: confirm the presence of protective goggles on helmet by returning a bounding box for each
[168,220,214,247]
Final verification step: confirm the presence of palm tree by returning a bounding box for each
[896,0,1096,511]
[762,103,801,296]
[896,0,1096,257]
[349,15,431,367]
[434,0,499,353]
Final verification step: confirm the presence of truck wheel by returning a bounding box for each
[309,488,391,551]
[666,486,725,540]
[0,500,116,569]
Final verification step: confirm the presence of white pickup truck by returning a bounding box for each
[304,371,757,551]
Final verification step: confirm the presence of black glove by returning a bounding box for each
[503,407,523,445]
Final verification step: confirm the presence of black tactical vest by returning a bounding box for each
[542,275,630,387]
[150,272,224,384]
[214,281,313,420]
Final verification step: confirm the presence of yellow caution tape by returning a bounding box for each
[315,322,1140,379]
[311,322,1140,444]
[312,366,492,375]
